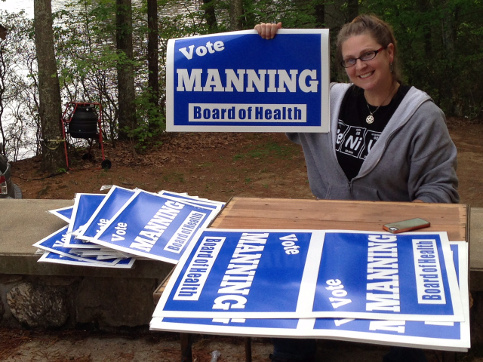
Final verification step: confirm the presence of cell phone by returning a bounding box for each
[383,217,430,234]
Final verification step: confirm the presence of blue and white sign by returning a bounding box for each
[49,205,74,222]
[153,229,463,322]
[63,193,106,249]
[38,250,135,268]
[90,190,221,263]
[75,186,136,241]
[33,226,135,268]
[150,242,469,351]
[166,29,330,132]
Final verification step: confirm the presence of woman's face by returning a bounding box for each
[341,33,394,93]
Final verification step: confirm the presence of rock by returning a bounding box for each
[6,282,69,328]
[76,277,157,328]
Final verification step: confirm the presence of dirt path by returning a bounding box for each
[447,121,483,207]
[0,327,456,361]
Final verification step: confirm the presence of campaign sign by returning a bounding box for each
[154,229,321,317]
[90,190,219,263]
[166,29,330,133]
[312,231,462,321]
[33,226,135,268]
[63,193,106,249]
[39,251,135,268]
[153,229,463,322]
[151,241,469,351]
[159,190,225,211]
[75,186,136,241]
[49,205,73,222]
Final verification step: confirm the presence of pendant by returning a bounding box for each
[366,114,375,124]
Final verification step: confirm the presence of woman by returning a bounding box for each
[255,16,458,205]
[255,14,458,362]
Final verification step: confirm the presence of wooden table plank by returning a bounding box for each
[212,197,468,242]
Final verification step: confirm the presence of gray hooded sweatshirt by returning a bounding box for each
[288,83,459,203]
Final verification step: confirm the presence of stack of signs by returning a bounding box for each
[150,229,470,351]
[33,186,225,268]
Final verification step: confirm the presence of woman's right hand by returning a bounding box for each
[254,22,282,39]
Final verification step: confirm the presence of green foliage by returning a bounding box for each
[363,0,482,119]
[1,0,482,164]
[123,88,166,152]
[234,141,296,161]
[238,0,324,28]
[237,0,482,119]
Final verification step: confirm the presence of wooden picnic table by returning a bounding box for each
[156,197,469,362]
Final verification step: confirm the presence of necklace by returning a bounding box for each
[365,83,396,124]
[365,104,380,124]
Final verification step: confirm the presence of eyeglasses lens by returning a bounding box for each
[341,48,383,68]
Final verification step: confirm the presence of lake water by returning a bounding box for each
[0,0,68,18]
[0,0,200,160]
[0,0,200,18]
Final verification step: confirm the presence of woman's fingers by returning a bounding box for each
[254,22,282,39]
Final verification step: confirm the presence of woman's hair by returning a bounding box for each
[336,14,402,82]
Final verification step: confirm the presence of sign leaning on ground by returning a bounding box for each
[166,29,330,133]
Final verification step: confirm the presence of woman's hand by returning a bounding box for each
[254,22,282,39]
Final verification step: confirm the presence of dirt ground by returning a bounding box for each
[0,327,461,361]
[2,118,483,361]
[10,118,483,208]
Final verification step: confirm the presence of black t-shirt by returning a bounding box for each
[336,84,410,180]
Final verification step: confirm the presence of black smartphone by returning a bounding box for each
[383,217,431,234]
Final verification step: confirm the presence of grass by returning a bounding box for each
[197,162,214,168]
[233,141,297,161]
[162,172,185,183]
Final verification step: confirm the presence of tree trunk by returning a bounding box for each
[347,0,358,22]
[314,0,325,27]
[34,0,66,173]
[116,0,136,140]
[229,0,243,31]
[147,0,160,126]
[418,0,432,57]
[440,0,458,115]
[441,1,456,55]
[202,0,218,32]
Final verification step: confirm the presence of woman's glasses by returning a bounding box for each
[340,47,386,68]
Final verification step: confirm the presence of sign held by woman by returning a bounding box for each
[166,29,330,133]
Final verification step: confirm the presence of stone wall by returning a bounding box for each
[0,274,160,330]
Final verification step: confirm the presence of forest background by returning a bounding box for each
[0,0,481,172]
